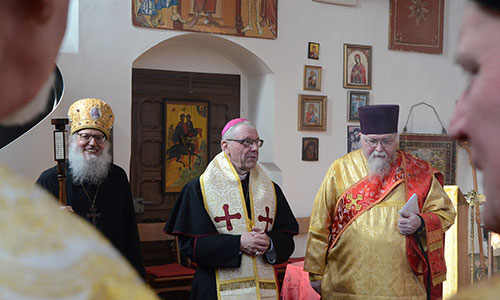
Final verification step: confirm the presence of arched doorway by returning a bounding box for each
[131,33,277,222]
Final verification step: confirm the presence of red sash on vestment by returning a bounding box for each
[329,151,446,300]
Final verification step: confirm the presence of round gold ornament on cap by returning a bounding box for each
[68,98,114,139]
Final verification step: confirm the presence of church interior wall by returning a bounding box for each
[0,0,474,230]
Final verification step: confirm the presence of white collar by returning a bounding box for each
[238,172,249,181]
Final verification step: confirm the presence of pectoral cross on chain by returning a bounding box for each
[87,206,101,226]
[257,206,273,232]
[345,193,363,211]
[214,204,241,231]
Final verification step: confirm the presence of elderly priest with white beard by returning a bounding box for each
[36,97,145,278]
[304,104,456,300]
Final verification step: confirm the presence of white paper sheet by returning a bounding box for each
[399,193,419,215]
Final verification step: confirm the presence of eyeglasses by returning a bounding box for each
[77,132,106,144]
[226,138,264,148]
[365,138,394,147]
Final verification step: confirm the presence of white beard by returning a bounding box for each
[368,151,392,176]
[68,140,111,186]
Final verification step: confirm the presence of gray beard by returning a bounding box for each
[68,141,111,186]
[368,151,392,176]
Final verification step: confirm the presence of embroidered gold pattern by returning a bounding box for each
[429,240,443,252]
[427,228,443,244]
[220,280,256,291]
[219,280,277,291]
[259,281,277,290]
[345,193,363,210]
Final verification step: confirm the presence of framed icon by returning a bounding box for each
[298,94,327,131]
[304,65,322,91]
[308,42,320,60]
[347,91,370,122]
[302,137,319,161]
[347,125,361,153]
[343,43,372,89]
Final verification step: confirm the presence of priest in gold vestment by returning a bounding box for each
[304,105,456,300]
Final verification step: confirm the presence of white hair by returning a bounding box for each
[222,120,256,140]
[68,134,112,185]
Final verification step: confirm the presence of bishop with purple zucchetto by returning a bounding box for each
[165,118,298,300]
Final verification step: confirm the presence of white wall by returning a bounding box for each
[0,0,472,221]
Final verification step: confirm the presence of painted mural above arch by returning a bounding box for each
[132,0,278,39]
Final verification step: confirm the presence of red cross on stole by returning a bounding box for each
[214,204,242,231]
[257,206,273,232]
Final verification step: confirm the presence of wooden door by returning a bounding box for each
[131,69,240,223]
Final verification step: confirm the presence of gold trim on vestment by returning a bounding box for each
[219,279,277,291]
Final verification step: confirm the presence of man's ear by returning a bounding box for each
[221,140,230,154]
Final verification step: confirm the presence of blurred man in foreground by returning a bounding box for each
[0,1,157,298]
[450,1,500,299]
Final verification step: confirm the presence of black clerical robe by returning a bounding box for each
[165,176,298,300]
[36,163,145,279]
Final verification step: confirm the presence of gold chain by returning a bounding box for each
[81,184,100,208]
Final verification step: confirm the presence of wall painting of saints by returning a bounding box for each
[343,43,372,90]
[163,100,209,193]
[132,0,278,39]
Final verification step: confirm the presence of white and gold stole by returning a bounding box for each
[200,152,278,300]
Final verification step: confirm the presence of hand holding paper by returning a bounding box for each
[399,193,419,215]
[398,193,421,235]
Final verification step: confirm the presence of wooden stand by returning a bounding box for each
[51,118,69,206]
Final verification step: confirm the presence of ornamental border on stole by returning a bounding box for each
[163,99,210,193]
[399,133,457,185]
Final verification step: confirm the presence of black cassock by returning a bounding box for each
[165,176,298,300]
[36,163,145,279]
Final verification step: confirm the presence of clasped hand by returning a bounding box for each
[59,205,75,213]
[240,227,270,256]
[398,212,421,235]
